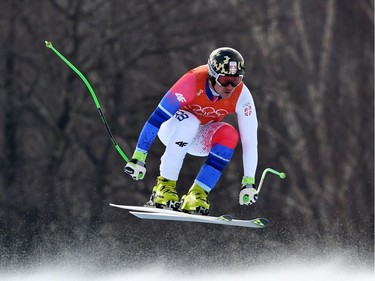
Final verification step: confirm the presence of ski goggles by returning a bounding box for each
[216,74,243,87]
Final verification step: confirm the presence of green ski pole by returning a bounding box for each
[257,168,286,194]
[45,41,129,163]
[241,168,286,204]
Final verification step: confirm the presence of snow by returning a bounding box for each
[0,254,373,281]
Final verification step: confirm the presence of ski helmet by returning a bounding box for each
[207,47,245,86]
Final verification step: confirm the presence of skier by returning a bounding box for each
[124,47,258,215]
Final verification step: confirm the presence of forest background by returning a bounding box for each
[0,0,373,270]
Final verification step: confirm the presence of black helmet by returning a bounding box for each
[208,47,245,80]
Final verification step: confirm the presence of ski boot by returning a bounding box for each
[180,182,210,215]
[145,176,180,210]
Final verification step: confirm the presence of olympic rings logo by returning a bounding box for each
[185,104,228,118]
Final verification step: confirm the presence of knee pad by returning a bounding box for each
[211,124,239,149]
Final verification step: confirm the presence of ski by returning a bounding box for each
[109,203,268,228]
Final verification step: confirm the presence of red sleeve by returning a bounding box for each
[168,70,197,105]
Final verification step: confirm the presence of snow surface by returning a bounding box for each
[1,254,373,281]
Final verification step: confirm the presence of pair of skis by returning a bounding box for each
[110,204,269,228]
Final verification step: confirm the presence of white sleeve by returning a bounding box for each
[235,85,258,180]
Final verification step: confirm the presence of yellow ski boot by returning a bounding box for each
[145,176,180,210]
[180,182,210,215]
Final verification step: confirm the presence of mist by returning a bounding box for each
[1,248,373,281]
[1,232,373,281]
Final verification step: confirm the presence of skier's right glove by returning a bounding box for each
[124,150,147,180]
[239,176,258,205]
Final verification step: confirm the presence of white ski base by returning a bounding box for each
[110,204,268,228]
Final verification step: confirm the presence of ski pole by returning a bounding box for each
[45,41,129,163]
[256,168,286,194]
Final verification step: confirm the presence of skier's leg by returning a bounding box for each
[181,123,239,214]
[148,110,200,208]
[158,109,200,180]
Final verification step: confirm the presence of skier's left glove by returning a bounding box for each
[124,150,147,180]
[239,176,258,205]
